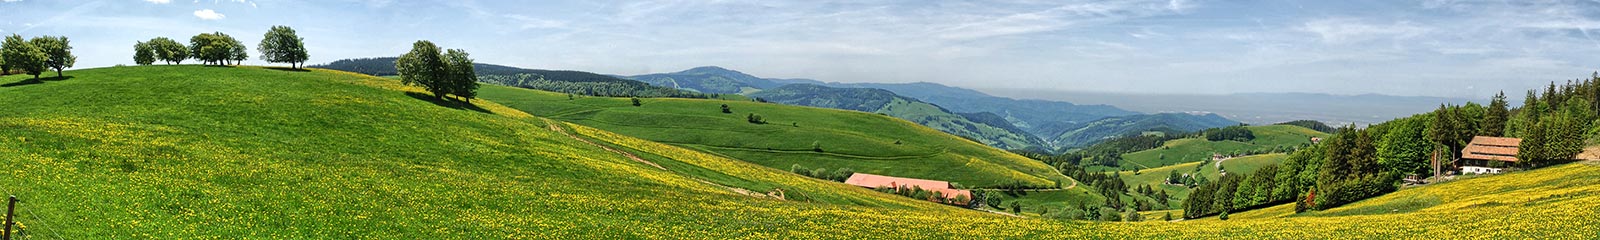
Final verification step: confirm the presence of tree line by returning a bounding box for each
[1203,125,1255,142]
[478,73,716,98]
[1,34,75,79]
[1182,73,1600,219]
[133,26,309,68]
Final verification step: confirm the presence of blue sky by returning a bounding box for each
[3,0,1600,98]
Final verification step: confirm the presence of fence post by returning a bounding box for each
[3,195,14,240]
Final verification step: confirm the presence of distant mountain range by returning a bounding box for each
[983,88,1482,126]
[627,66,1240,151]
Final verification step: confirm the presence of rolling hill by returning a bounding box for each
[0,66,1592,238]
[823,82,1138,132]
[1119,125,1329,169]
[747,84,1049,150]
[478,83,1066,188]
[1048,113,1241,150]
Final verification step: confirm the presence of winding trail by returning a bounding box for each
[543,119,784,200]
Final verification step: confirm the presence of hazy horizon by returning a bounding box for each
[5,0,1599,99]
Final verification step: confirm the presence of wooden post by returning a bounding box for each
[3,195,14,240]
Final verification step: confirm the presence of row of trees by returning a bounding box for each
[1183,74,1600,219]
[1,34,75,79]
[789,164,854,182]
[132,26,308,68]
[395,40,477,101]
[1203,125,1256,142]
[477,73,716,98]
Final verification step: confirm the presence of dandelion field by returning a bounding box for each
[0,66,1594,239]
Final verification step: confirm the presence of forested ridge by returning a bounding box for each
[1181,75,1600,219]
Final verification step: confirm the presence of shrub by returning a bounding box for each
[631,98,641,106]
[747,113,767,124]
[720,104,731,113]
[1219,210,1229,220]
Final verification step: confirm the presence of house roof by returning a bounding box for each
[1462,136,1521,162]
[843,173,973,203]
[844,173,952,190]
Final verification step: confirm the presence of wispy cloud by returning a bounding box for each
[144,0,171,4]
[1298,18,1430,44]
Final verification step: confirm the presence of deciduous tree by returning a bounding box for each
[133,41,156,65]
[29,36,75,77]
[258,25,309,69]
[2,34,48,80]
[148,37,189,64]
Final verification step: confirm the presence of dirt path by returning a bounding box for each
[547,120,665,170]
[544,120,783,200]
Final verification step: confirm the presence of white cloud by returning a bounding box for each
[193,9,225,20]
[145,0,171,4]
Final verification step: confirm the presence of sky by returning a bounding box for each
[3,0,1600,99]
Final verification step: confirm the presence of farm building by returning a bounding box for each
[844,173,971,204]
[1459,136,1521,174]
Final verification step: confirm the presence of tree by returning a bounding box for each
[396,40,449,98]
[257,25,309,69]
[133,41,156,65]
[190,32,239,65]
[229,36,248,65]
[1482,91,1509,137]
[442,49,477,102]
[1010,201,1022,214]
[30,36,74,77]
[631,97,642,106]
[1377,117,1432,178]
[2,34,48,80]
[721,104,732,113]
[148,37,188,65]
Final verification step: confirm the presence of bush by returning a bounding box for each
[1219,210,1229,220]
[631,98,641,106]
[720,104,731,113]
[747,113,767,124]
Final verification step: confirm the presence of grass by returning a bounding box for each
[1182,162,1600,239]
[1120,125,1327,169]
[478,84,1070,188]
[1118,153,1288,208]
[1,66,1594,239]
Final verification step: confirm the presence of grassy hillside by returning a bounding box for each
[1119,125,1327,169]
[0,66,1592,238]
[1047,113,1240,149]
[1192,162,1600,238]
[479,84,1066,188]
